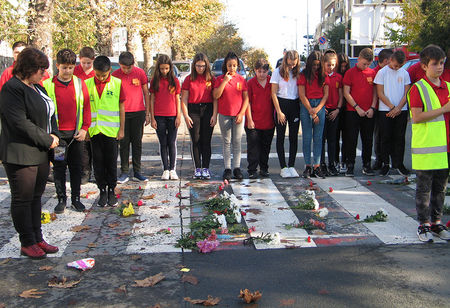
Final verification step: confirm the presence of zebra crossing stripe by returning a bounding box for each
[231,179,316,249]
[125,180,191,254]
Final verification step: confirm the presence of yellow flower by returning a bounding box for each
[41,210,51,224]
[122,203,135,217]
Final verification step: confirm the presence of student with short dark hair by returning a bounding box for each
[43,49,91,214]
[113,51,150,183]
[408,44,450,242]
[374,50,411,177]
[0,41,27,90]
[85,56,125,207]
[343,48,377,176]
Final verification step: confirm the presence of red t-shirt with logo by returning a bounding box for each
[343,66,376,111]
[409,76,450,152]
[297,72,327,99]
[181,74,215,104]
[246,76,274,130]
[149,77,180,116]
[407,62,426,84]
[214,73,248,116]
[74,64,95,81]
[112,66,148,112]
[325,72,343,109]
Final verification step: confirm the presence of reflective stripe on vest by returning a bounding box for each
[407,79,449,170]
[85,76,121,138]
[42,76,84,131]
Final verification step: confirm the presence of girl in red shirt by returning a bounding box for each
[213,52,249,181]
[298,51,329,179]
[181,53,216,179]
[149,54,181,180]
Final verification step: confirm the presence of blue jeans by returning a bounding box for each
[300,98,325,166]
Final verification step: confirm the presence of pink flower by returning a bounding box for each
[176,192,181,198]
[220,228,228,234]
[197,239,219,253]
[367,181,372,186]
[223,179,229,186]
[248,226,256,234]
[137,200,143,206]
[116,194,121,199]
[138,186,142,190]
[218,185,223,191]
[85,195,89,199]
[307,236,311,243]
[329,187,333,192]
[164,184,168,189]
[356,214,360,220]
[241,211,246,216]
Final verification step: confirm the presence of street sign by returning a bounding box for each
[319,36,327,45]
[340,39,357,44]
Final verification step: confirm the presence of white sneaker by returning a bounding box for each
[280,167,291,178]
[289,167,299,178]
[169,170,178,180]
[161,170,170,180]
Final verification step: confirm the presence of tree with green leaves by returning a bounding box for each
[324,22,346,53]
[241,48,270,73]
[0,0,28,43]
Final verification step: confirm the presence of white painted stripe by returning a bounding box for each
[231,179,316,249]
[0,183,99,258]
[314,177,423,244]
[125,180,191,254]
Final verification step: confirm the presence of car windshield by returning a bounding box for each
[174,63,190,72]
[212,60,223,71]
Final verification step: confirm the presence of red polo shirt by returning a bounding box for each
[0,64,13,91]
[181,74,215,104]
[408,62,426,84]
[149,77,180,116]
[442,68,450,83]
[214,73,248,116]
[297,72,327,99]
[52,76,91,131]
[326,72,343,109]
[409,76,450,152]
[246,76,274,130]
[93,75,126,102]
[373,65,381,76]
[343,66,375,111]
[74,64,95,80]
[112,66,148,112]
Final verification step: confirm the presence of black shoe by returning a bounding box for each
[380,164,390,176]
[97,188,107,207]
[328,164,339,176]
[107,187,118,207]
[233,168,243,180]
[223,169,232,181]
[396,165,411,176]
[320,163,330,176]
[362,165,375,176]
[372,160,382,170]
[248,171,258,179]
[302,166,312,178]
[259,169,270,178]
[71,197,86,212]
[54,197,66,214]
[312,167,326,179]
[345,164,354,177]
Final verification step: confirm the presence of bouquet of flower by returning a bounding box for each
[363,209,388,222]
[41,210,51,224]
[115,203,135,217]
[294,190,319,210]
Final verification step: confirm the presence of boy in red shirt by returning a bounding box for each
[245,59,274,179]
[43,49,91,214]
[343,48,377,176]
[408,61,426,84]
[113,52,150,183]
[0,41,27,91]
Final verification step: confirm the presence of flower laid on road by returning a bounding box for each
[284,219,326,231]
[367,181,372,186]
[218,184,224,191]
[363,209,388,222]
[241,211,246,216]
[115,203,135,217]
[157,228,173,235]
[307,236,311,243]
[116,194,121,199]
[41,210,51,224]
[355,214,360,220]
[175,192,181,199]
[329,187,333,192]
[223,179,229,186]
[164,184,168,189]
[317,207,329,218]
[248,226,256,234]
[309,181,314,188]
[137,200,143,207]
[446,221,450,228]
[218,227,228,234]
[292,190,319,210]
[197,230,220,253]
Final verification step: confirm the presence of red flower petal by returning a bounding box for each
[219,185,223,191]
[175,192,181,198]
[309,182,313,187]
[367,181,372,186]
[329,187,333,192]
[241,211,246,216]
[138,186,142,190]
[307,236,311,243]
[137,200,143,206]
[116,194,121,199]
[356,214,360,220]
[85,195,89,199]
[164,184,168,189]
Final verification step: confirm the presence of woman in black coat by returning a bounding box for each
[0,48,60,259]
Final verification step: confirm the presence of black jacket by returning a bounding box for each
[0,76,59,165]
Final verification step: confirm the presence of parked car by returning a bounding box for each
[173,60,191,83]
[211,58,247,80]
[147,65,181,84]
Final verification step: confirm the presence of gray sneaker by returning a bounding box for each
[417,225,433,242]
[118,173,129,184]
[430,224,450,240]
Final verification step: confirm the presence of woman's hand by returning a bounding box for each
[328,109,339,121]
[151,118,157,129]
[175,115,181,128]
[184,115,193,128]
[277,111,286,125]
[50,134,59,149]
[235,113,244,124]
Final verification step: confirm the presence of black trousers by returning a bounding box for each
[120,111,145,174]
[275,97,300,168]
[91,133,118,189]
[53,130,82,200]
[335,104,347,164]
[4,161,49,246]
[188,103,214,169]
[345,111,375,166]
[378,110,408,168]
[245,127,275,172]
[321,108,339,166]
[81,140,92,180]
[155,116,177,171]
[373,110,382,163]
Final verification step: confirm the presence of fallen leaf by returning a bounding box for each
[28,273,35,277]
[48,276,81,288]
[149,206,160,209]
[130,265,144,271]
[181,274,198,285]
[130,255,141,261]
[280,299,295,306]
[74,248,89,254]
[0,258,11,265]
[132,272,165,287]
[246,218,258,223]
[114,284,127,295]
[118,231,132,236]
[19,289,46,298]
[50,213,57,221]
[39,265,53,271]
[108,222,120,229]
[71,225,90,232]
[142,194,156,200]
[239,289,262,304]
[184,295,220,306]
[184,182,195,187]
[131,218,146,224]
[159,214,171,219]
[161,200,170,204]
[87,243,97,248]
[245,209,262,215]
[277,207,290,210]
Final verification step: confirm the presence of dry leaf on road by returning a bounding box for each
[0,302,5,308]
[161,200,170,203]
[245,209,262,215]
[131,218,146,224]
[280,299,295,306]
[159,214,171,219]
[71,225,90,232]
[108,222,120,229]
[181,274,198,285]
[114,284,127,295]
[239,289,262,304]
[132,272,165,287]
[74,248,89,254]
[184,295,220,306]
[48,276,81,288]
[142,194,156,200]
[118,231,132,236]
[130,255,141,261]
[38,265,53,271]
[87,243,97,248]
[19,289,46,298]
[0,258,11,265]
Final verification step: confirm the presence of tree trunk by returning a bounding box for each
[89,0,113,56]
[27,0,54,74]
[141,33,152,73]
[126,27,137,60]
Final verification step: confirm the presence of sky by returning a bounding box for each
[222,0,322,67]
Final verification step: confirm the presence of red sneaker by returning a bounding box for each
[37,241,59,254]
[20,244,46,259]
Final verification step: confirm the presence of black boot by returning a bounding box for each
[97,188,107,207]
[54,196,66,214]
[72,196,86,212]
[107,186,118,207]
